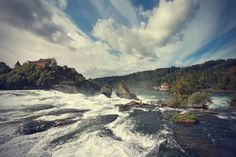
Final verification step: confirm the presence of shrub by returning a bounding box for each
[188,92,212,107]
[172,113,197,124]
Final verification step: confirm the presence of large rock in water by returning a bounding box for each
[117,101,155,111]
[101,84,112,98]
[115,82,138,100]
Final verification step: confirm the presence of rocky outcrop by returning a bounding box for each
[19,120,56,135]
[101,84,112,98]
[116,101,156,111]
[53,85,77,93]
[115,82,138,100]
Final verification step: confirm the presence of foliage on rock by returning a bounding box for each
[172,113,197,124]
[0,61,100,94]
[187,92,212,108]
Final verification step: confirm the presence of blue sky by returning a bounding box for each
[0,0,235,78]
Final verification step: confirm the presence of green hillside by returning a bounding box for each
[94,58,236,93]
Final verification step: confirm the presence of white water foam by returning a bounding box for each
[2,90,231,157]
[208,94,231,110]
[0,90,160,157]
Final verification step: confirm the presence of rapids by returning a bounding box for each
[0,90,235,157]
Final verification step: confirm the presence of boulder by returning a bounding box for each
[115,82,138,100]
[101,84,112,98]
[19,120,56,135]
[116,101,155,111]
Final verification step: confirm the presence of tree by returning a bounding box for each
[14,61,21,68]
[187,92,212,108]
[36,71,55,88]
[172,76,195,95]
[0,62,11,75]
[169,76,195,106]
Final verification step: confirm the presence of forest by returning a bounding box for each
[94,58,236,92]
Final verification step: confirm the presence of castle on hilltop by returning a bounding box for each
[24,58,57,68]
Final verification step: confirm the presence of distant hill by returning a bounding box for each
[0,59,99,95]
[1,58,235,95]
[94,58,236,93]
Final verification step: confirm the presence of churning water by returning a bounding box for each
[0,90,236,157]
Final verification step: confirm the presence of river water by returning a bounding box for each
[0,90,235,157]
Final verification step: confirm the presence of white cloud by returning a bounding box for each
[109,0,138,26]
[0,0,122,78]
[89,0,139,26]
[0,0,235,78]
[93,0,200,67]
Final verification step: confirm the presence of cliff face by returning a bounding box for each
[0,61,99,95]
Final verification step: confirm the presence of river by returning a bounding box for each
[0,90,235,157]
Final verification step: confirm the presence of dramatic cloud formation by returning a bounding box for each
[0,0,235,78]
[93,0,199,61]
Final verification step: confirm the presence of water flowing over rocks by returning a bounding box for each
[0,90,236,157]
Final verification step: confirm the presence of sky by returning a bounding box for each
[0,0,236,78]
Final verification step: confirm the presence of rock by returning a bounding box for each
[19,120,56,135]
[117,104,131,112]
[126,101,139,106]
[191,103,208,110]
[115,82,138,100]
[101,84,112,98]
[53,85,77,93]
[116,101,156,111]
[198,109,217,114]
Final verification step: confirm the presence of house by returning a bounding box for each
[25,58,57,68]
[159,82,169,91]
